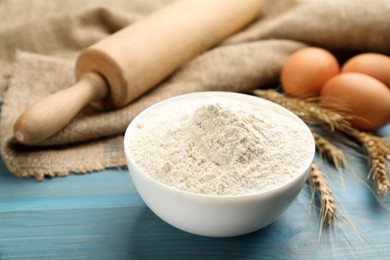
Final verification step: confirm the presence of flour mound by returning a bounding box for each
[189,104,265,167]
[129,98,313,196]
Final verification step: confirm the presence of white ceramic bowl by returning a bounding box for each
[124,92,315,237]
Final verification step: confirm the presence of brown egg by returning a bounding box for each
[342,53,390,88]
[320,73,390,131]
[281,47,340,98]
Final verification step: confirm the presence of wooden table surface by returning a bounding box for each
[0,125,389,259]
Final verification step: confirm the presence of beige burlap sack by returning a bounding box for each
[1,0,389,179]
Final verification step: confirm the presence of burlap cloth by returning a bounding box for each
[1,0,389,180]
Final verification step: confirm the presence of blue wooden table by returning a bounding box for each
[1,126,389,259]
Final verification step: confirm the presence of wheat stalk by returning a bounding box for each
[348,131,390,197]
[312,131,346,169]
[309,162,336,226]
[253,89,351,132]
[253,89,390,197]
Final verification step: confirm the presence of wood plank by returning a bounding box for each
[0,201,389,259]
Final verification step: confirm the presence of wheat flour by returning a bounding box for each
[128,93,313,195]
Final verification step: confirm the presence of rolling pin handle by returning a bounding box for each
[13,72,108,145]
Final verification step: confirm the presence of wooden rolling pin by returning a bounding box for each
[14,0,263,145]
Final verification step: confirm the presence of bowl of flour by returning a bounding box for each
[124,91,315,237]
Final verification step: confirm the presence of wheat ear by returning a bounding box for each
[253,89,351,132]
[312,131,346,169]
[348,131,390,197]
[309,162,336,226]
